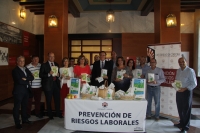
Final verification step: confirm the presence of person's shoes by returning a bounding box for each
[155,117,159,121]
[180,129,187,133]
[57,115,63,118]
[36,114,43,118]
[146,116,151,119]
[55,114,64,118]
[22,120,32,124]
[174,123,182,128]
[15,124,22,129]
[27,114,31,118]
[49,116,54,120]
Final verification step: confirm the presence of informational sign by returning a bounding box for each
[132,78,146,99]
[23,31,29,46]
[161,69,177,87]
[65,99,147,132]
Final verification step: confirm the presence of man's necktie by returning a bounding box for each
[102,61,104,69]
[51,63,56,81]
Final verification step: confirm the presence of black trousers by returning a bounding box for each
[44,82,61,117]
[176,90,192,131]
[13,92,29,125]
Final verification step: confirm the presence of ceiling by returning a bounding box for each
[13,0,200,17]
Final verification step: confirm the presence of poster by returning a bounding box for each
[132,78,146,99]
[0,22,22,44]
[0,47,8,65]
[23,31,29,46]
[70,78,81,98]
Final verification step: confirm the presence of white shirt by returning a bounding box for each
[100,60,105,69]
[59,67,74,88]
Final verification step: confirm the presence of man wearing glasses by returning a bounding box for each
[145,58,165,121]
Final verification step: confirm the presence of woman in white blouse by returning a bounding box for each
[59,57,74,116]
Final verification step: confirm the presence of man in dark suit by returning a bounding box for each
[12,56,34,129]
[91,51,112,87]
[110,51,117,69]
[39,52,62,119]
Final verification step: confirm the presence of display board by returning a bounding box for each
[65,99,147,132]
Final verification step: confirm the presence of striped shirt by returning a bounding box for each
[26,63,42,88]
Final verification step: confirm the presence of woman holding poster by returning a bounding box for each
[59,57,74,116]
[111,56,133,92]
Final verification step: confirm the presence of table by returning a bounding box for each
[64,99,147,132]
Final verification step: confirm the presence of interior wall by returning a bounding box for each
[0,29,38,101]
[0,0,36,34]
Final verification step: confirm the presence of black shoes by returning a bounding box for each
[174,123,182,128]
[27,114,31,118]
[22,120,32,124]
[146,116,151,119]
[15,124,22,129]
[56,115,63,118]
[36,114,43,118]
[49,116,54,120]
[180,129,187,133]
[155,117,159,121]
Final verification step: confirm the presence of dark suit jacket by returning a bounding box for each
[12,66,34,95]
[39,61,60,91]
[91,60,112,87]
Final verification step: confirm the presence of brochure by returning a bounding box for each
[60,68,69,77]
[87,76,91,83]
[33,70,39,79]
[148,73,155,82]
[172,80,182,91]
[135,69,142,78]
[101,69,107,77]
[117,71,124,80]
[132,78,146,98]
[70,78,81,98]
[97,77,104,83]
[81,73,87,82]
[51,66,58,77]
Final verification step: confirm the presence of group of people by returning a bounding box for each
[12,51,197,133]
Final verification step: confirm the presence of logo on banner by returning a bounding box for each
[102,102,108,108]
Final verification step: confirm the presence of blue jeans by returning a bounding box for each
[146,85,160,118]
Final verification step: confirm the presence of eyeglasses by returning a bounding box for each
[150,62,156,63]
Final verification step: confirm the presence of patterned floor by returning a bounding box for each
[0,94,199,133]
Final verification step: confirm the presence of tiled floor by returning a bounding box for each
[0,94,199,133]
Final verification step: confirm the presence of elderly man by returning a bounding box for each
[12,56,34,129]
[145,58,165,121]
[136,56,150,78]
[26,55,42,118]
[174,58,197,133]
[39,52,62,119]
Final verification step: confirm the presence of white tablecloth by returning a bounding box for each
[64,99,147,132]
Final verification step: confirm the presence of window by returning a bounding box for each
[70,39,112,65]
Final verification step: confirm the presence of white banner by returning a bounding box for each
[64,99,147,132]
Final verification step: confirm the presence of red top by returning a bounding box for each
[74,65,91,77]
